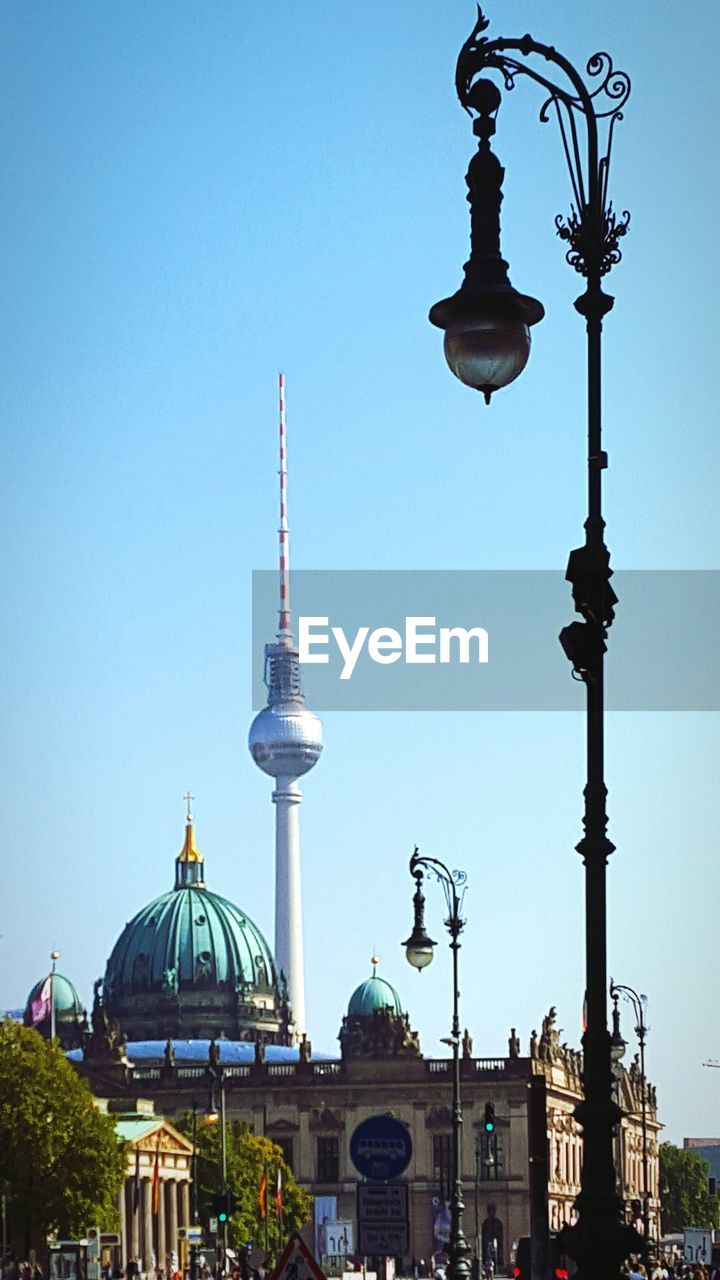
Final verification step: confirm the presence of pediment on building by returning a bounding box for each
[132,1122,194,1156]
[426,1105,453,1129]
[309,1107,344,1132]
[266,1118,300,1135]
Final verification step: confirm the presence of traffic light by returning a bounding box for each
[484,1102,495,1133]
[559,619,607,678]
[211,1190,239,1224]
[565,544,617,629]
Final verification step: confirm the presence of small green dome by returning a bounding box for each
[24,973,84,1021]
[348,958,404,1017]
[23,971,85,1049]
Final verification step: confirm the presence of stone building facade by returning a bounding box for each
[77,1004,660,1270]
[107,1101,194,1271]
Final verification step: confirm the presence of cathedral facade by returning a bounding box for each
[69,953,660,1269]
[21,800,661,1271]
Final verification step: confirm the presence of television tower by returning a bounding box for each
[248,374,322,1038]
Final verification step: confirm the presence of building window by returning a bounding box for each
[317,1136,339,1183]
[275,1137,294,1171]
[433,1134,453,1197]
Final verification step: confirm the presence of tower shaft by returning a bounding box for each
[248,375,322,1043]
[272,777,305,1035]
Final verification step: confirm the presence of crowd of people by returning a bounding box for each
[624,1263,719,1280]
[4,1248,720,1280]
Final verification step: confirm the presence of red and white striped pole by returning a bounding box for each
[278,372,292,643]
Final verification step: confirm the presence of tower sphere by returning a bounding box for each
[249,700,322,778]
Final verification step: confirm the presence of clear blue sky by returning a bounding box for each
[1,1,719,1145]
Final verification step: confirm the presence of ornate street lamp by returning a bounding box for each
[403,846,470,1280]
[430,11,640,1278]
[610,981,652,1260]
[190,1100,200,1280]
[609,993,627,1073]
[206,1068,229,1268]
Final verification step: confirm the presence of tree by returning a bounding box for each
[659,1141,720,1233]
[176,1114,312,1255]
[0,1020,126,1254]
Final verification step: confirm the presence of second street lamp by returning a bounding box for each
[190,1101,199,1280]
[403,846,470,1280]
[429,11,640,1278]
[206,1068,229,1269]
[610,980,652,1259]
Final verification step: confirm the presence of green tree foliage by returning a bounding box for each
[0,1020,126,1252]
[659,1141,720,1233]
[177,1115,312,1255]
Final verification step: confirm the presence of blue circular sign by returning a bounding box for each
[350,1114,412,1180]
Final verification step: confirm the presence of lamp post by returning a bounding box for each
[429,11,641,1277]
[50,949,60,1042]
[474,1134,481,1270]
[610,981,652,1258]
[190,1101,199,1280]
[609,993,627,1198]
[403,846,470,1280]
[206,1069,228,1271]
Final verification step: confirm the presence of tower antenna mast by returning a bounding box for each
[278,372,292,644]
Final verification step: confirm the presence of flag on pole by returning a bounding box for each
[30,976,52,1025]
[276,1165,283,1219]
[258,1165,268,1219]
[133,1147,141,1215]
[152,1131,162,1214]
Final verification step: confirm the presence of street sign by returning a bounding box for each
[100,1235,121,1247]
[357,1223,408,1257]
[322,1220,354,1256]
[269,1231,325,1280]
[358,1184,408,1224]
[357,1183,409,1256]
[684,1227,712,1262]
[50,1245,82,1280]
[349,1116,412,1181]
[209,1217,218,1233]
[178,1227,203,1243]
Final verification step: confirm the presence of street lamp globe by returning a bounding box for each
[609,987,627,1066]
[610,1017,627,1066]
[404,933,435,970]
[440,305,533,401]
[403,912,436,969]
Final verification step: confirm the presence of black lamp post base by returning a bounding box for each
[559,1210,643,1280]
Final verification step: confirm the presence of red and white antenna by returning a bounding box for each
[278,372,292,644]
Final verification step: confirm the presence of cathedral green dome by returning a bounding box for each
[348,958,404,1017]
[102,817,291,1044]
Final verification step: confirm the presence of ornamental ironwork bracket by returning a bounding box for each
[455,6,631,280]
